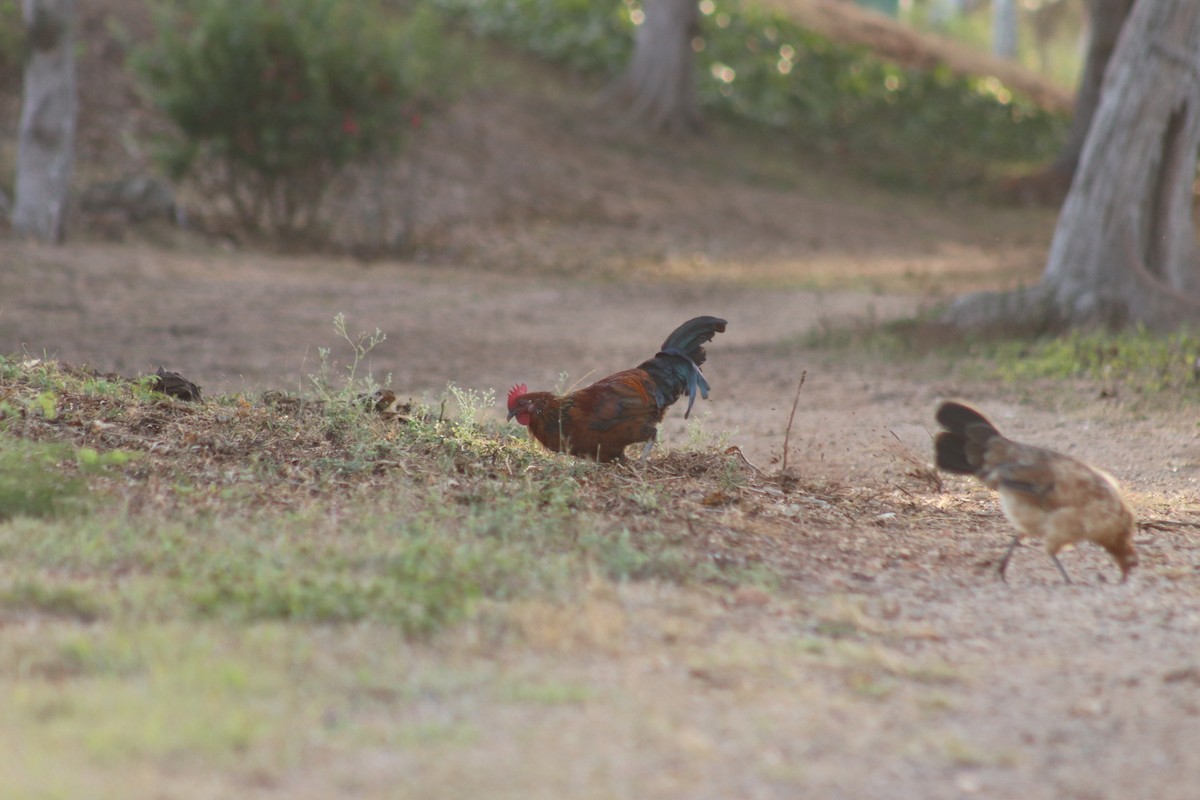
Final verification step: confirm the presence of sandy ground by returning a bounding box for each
[3,233,1200,798]
[3,1,1200,793]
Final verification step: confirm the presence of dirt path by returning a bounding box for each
[3,236,1200,797]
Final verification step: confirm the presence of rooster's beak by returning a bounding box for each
[506,409,518,421]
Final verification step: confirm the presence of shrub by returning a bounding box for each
[135,0,465,237]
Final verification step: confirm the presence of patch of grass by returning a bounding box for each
[0,352,773,644]
[988,327,1200,396]
[804,318,1200,412]
[0,439,87,520]
[497,678,594,705]
[0,625,304,768]
[0,580,105,623]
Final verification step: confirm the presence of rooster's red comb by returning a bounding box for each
[507,383,527,410]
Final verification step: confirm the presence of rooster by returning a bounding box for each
[934,400,1137,584]
[507,316,727,462]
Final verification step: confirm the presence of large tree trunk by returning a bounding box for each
[605,0,702,134]
[946,0,1200,333]
[1049,0,1135,179]
[11,0,77,243]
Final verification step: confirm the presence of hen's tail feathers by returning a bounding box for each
[639,316,727,418]
[934,401,1002,476]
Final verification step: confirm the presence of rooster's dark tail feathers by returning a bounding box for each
[639,316,727,418]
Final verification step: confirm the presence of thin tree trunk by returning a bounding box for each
[604,0,702,135]
[992,0,1019,58]
[946,0,1200,332]
[996,0,1133,205]
[11,0,77,243]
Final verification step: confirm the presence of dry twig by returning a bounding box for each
[781,371,807,473]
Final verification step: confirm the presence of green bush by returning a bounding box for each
[135,0,466,237]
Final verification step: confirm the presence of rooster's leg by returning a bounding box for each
[638,435,656,463]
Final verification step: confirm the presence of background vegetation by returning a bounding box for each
[135,0,468,236]
[131,0,1068,240]
[435,0,1067,186]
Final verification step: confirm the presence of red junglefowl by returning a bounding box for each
[507,316,727,462]
[934,400,1137,584]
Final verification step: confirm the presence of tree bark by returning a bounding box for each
[1049,0,1135,179]
[11,0,77,243]
[946,0,1200,333]
[605,0,702,135]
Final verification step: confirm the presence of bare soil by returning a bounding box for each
[3,3,1200,798]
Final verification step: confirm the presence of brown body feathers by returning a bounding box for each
[934,400,1137,583]
[508,316,726,462]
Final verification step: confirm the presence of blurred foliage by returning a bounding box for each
[0,0,23,85]
[134,0,469,237]
[0,438,84,521]
[0,430,137,521]
[436,0,633,73]
[903,0,1085,90]
[435,0,1067,187]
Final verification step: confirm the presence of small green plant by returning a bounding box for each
[684,412,737,452]
[309,313,390,400]
[135,0,467,236]
[448,383,497,434]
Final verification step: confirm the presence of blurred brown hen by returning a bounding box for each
[934,400,1137,584]
[507,316,726,462]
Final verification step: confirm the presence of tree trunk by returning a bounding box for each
[946,0,1200,333]
[1049,0,1135,179]
[996,0,1132,205]
[11,0,77,243]
[605,0,702,135]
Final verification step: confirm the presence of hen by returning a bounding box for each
[508,316,727,462]
[934,400,1137,583]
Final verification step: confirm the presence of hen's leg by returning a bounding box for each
[1049,551,1073,584]
[996,532,1022,582]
